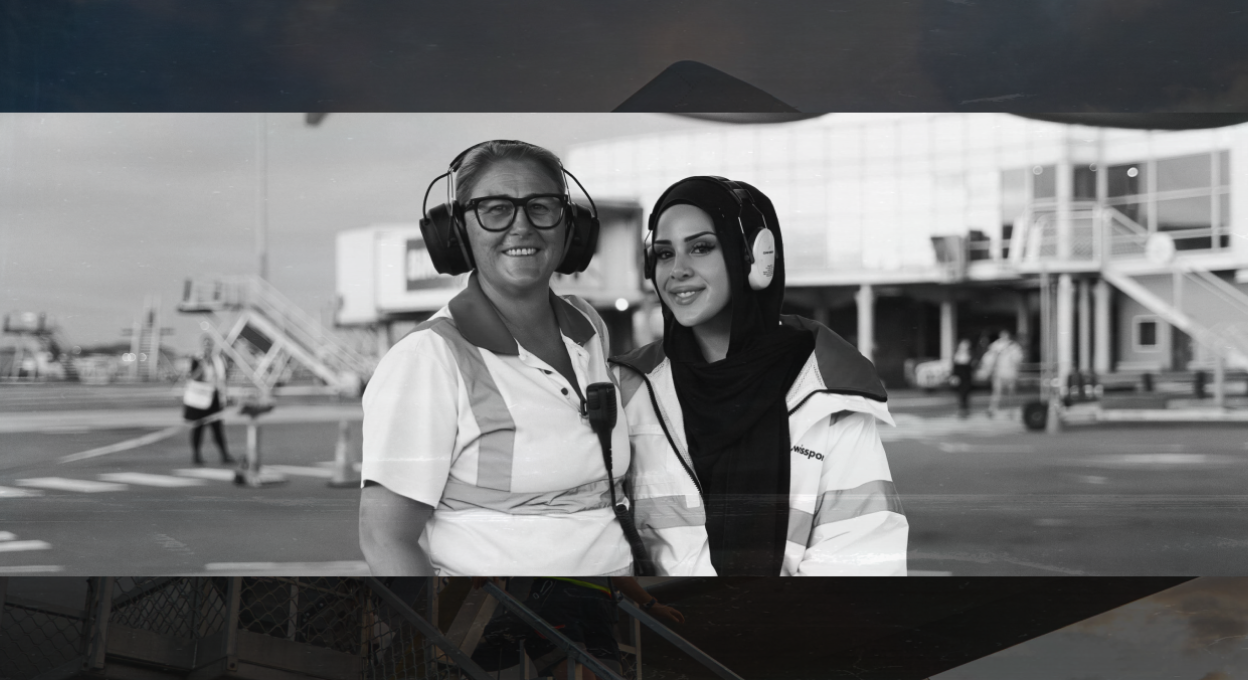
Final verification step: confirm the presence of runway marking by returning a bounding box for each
[936,443,1038,453]
[0,486,44,498]
[1075,475,1109,485]
[0,531,16,540]
[98,472,207,488]
[315,461,362,471]
[203,561,371,575]
[264,465,334,478]
[0,565,64,574]
[15,477,128,493]
[1086,453,1233,466]
[0,540,53,553]
[173,468,238,482]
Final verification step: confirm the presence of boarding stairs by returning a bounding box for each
[1,577,743,680]
[1014,204,1248,367]
[178,276,375,396]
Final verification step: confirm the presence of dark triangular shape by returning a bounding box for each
[614,60,799,113]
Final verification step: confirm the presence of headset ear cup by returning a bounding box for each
[747,227,776,290]
[556,203,599,274]
[420,203,474,275]
[642,231,656,280]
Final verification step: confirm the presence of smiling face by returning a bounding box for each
[653,204,733,332]
[463,159,567,298]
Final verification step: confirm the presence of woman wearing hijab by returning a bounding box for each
[611,176,908,576]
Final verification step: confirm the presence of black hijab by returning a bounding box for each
[651,177,815,576]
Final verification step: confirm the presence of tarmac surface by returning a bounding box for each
[2,383,1246,576]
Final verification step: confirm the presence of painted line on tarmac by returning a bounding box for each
[1084,453,1236,466]
[99,472,207,488]
[202,561,372,576]
[936,442,1038,453]
[0,565,64,574]
[174,468,238,482]
[15,477,128,493]
[264,465,335,479]
[0,539,53,553]
[0,486,43,498]
[57,414,225,464]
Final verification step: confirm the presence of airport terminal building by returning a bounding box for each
[336,114,1248,390]
[566,114,1248,388]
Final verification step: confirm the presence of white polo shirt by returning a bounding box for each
[362,273,632,576]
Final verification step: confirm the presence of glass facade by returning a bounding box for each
[569,114,1242,281]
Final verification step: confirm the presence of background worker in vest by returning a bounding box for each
[471,577,684,680]
[359,140,635,576]
[182,338,235,466]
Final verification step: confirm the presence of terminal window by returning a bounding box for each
[1135,318,1159,350]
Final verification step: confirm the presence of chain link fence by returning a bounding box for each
[1,592,89,680]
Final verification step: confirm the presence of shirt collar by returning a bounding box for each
[448,272,596,355]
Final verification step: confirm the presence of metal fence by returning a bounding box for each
[1,589,90,680]
[1,578,737,680]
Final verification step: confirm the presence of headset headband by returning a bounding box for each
[648,175,769,258]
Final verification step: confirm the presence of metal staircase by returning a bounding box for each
[1016,204,1248,367]
[178,276,375,396]
[1,577,743,680]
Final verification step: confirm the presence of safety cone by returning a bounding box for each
[328,419,361,488]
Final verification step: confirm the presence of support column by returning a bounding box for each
[1057,274,1075,386]
[1077,279,1091,373]
[1015,293,1030,343]
[940,298,956,364]
[1094,278,1112,374]
[1056,151,1075,262]
[857,284,875,363]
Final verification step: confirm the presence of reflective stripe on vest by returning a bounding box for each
[438,477,622,515]
[633,494,706,530]
[786,479,905,545]
[425,317,517,492]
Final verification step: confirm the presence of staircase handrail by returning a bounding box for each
[244,277,375,375]
[481,581,629,680]
[1179,265,1248,319]
[364,578,496,680]
[185,275,375,379]
[615,597,748,680]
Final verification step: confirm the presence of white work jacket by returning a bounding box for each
[611,315,908,576]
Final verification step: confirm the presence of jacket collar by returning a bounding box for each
[611,316,887,403]
[448,272,596,355]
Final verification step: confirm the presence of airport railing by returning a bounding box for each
[0,584,91,680]
[0,578,498,680]
[481,580,745,680]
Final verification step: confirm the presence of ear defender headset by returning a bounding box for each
[419,140,599,276]
[643,176,776,291]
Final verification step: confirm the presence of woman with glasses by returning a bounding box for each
[359,140,633,577]
[612,176,908,576]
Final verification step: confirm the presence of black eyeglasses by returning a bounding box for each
[466,194,567,231]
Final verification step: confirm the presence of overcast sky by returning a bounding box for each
[934,578,1248,680]
[0,112,718,352]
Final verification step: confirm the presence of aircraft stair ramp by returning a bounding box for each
[178,276,375,396]
[0,577,743,680]
[1017,205,1248,425]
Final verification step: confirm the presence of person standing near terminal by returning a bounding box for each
[952,338,975,418]
[985,329,1024,416]
[611,177,907,576]
[359,140,634,576]
[183,342,234,466]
